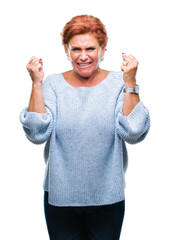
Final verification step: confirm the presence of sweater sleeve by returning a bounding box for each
[19,75,56,144]
[115,87,151,144]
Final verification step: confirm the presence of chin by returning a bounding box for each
[74,66,99,79]
[77,72,92,78]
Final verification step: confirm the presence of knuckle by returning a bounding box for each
[26,65,30,70]
[29,66,34,72]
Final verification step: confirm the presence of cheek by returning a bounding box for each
[70,53,78,62]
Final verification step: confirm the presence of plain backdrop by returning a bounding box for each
[1,0,170,239]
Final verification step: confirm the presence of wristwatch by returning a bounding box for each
[123,84,139,94]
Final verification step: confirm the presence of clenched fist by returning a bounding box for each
[121,53,139,87]
[26,56,44,84]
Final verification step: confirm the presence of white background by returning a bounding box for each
[1,0,170,239]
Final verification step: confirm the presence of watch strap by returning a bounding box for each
[123,84,139,94]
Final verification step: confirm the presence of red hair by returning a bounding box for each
[61,15,108,52]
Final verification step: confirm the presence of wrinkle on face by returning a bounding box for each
[66,33,105,79]
[67,43,102,68]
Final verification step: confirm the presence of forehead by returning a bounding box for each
[69,33,99,47]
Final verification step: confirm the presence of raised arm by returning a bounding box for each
[115,53,150,144]
[19,57,55,144]
[27,56,46,113]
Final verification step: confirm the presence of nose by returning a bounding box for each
[80,50,88,62]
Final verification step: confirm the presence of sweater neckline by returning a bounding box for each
[60,71,112,89]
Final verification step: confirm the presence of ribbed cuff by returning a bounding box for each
[116,100,150,144]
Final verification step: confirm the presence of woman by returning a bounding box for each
[20,15,150,240]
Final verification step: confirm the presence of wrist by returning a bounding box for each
[124,83,139,94]
[125,81,136,88]
[32,81,42,89]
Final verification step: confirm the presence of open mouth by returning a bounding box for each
[77,62,93,68]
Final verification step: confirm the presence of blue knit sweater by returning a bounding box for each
[19,70,150,207]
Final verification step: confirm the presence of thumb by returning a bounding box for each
[122,52,127,61]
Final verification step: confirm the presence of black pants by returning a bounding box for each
[44,191,125,240]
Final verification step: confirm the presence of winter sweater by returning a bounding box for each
[19,70,150,207]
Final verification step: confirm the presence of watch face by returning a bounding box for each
[135,84,139,93]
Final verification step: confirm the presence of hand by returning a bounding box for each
[26,56,44,84]
[121,53,139,87]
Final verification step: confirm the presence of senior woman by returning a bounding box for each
[20,15,150,240]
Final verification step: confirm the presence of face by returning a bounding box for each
[66,33,106,78]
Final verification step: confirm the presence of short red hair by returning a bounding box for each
[61,15,108,52]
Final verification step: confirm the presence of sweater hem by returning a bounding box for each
[43,185,125,207]
[48,196,125,207]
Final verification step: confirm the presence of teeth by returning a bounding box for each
[78,63,91,66]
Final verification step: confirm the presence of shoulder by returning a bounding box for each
[106,70,124,87]
[100,70,125,98]
[110,70,124,81]
[43,73,59,85]
[43,72,65,89]
[42,72,69,95]
[102,69,123,79]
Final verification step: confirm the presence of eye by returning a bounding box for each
[72,48,81,52]
[87,47,95,51]
[71,47,95,52]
